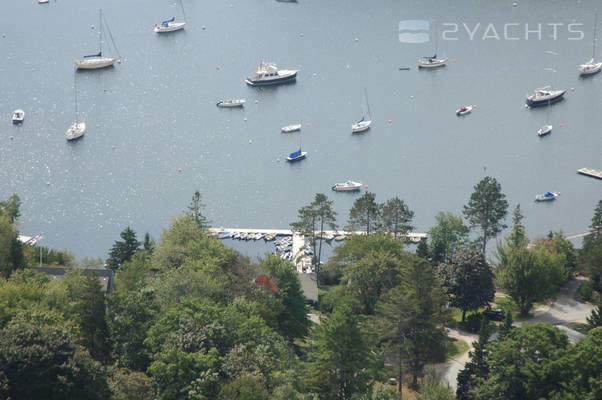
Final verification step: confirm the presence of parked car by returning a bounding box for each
[483,308,506,321]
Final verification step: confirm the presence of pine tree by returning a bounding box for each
[186,190,210,228]
[457,317,491,400]
[348,192,382,234]
[106,227,140,271]
[587,298,602,328]
[498,310,514,339]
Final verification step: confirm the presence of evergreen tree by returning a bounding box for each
[381,197,414,239]
[416,238,429,259]
[106,227,141,271]
[348,192,382,234]
[463,176,508,255]
[508,204,527,249]
[457,317,490,400]
[498,310,514,339]
[143,232,155,254]
[587,298,602,328]
[186,190,210,228]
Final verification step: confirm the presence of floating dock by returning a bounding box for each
[578,167,602,180]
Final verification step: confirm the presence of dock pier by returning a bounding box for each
[577,167,602,180]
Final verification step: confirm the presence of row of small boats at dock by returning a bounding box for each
[213,231,349,242]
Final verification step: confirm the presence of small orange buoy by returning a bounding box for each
[559,123,563,128]
[178,168,182,172]
[216,66,220,70]
[364,185,368,188]
[306,123,310,127]
[388,119,392,123]
[452,59,457,63]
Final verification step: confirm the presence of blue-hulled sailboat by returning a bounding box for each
[286,148,307,161]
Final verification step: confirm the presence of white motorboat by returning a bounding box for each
[75,10,120,70]
[281,124,301,133]
[537,124,553,137]
[245,61,299,86]
[66,73,85,141]
[12,109,24,124]
[418,55,448,68]
[217,99,245,108]
[154,18,186,33]
[332,180,362,192]
[38,0,49,4]
[535,191,559,202]
[456,105,473,116]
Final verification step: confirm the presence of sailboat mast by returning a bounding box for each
[593,12,598,60]
[99,9,102,55]
[180,0,187,24]
[74,73,79,122]
[364,88,372,120]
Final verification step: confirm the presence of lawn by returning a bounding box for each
[446,337,470,361]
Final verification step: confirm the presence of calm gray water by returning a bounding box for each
[1,0,600,259]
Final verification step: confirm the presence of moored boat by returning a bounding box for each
[418,54,447,68]
[332,180,362,192]
[526,87,567,107]
[351,118,371,133]
[286,148,307,161]
[154,17,186,33]
[535,191,559,201]
[75,10,120,70]
[537,124,553,137]
[456,105,473,116]
[217,99,245,108]
[245,61,298,86]
[281,124,301,133]
[12,109,24,124]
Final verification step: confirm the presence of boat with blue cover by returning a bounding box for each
[535,191,559,201]
[286,148,307,161]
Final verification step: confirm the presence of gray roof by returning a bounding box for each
[30,266,114,293]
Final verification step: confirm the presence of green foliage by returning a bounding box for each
[428,212,470,265]
[417,376,455,400]
[109,369,156,400]
[457,317,490,399]
[0,310,110,400]
[579,280,595,302]
[186,190,210,228]
[218,374,269,400]
[498,310,514,339]
[308,303,376,399]
[507,204,528,249]
[472,322,570,400]
[496,245,567,315]
[368,382,398,400]
[580,200,602,290]
[0,269,49,326]
[261,254,310,338]
[0,194,21,223]
[0,215,24,278]
[381,196,414,239]
[438,249,494,322]
[348,192,382,234]
[106,227,141,271]
[587,299,602,328]
[25,245,75,267]
[463,176,508,254]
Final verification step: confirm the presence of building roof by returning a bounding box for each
[30,266,114,293]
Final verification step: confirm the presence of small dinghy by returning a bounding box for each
[12,109,24,124]
[332,180,362,192]
[537,124,553,137]
[456,105,474,116]
[535,191,559,202]
[217,99,245,108]
[281,124,301,133]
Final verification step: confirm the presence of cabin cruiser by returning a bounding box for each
[281,124,301,133]
[526,87,567,107]
[12,109,24,124]
[245,61,299,86]
[537,124,553,137]
[332,180,362,192]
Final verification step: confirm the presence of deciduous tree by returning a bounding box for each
[428,212,469,265]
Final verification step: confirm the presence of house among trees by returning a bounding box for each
[30,266,114,293]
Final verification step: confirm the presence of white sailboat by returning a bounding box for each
[418,21,447,68]
[66,73,86,141]
[351,88,372,133]
[579,13,602,75]
[154,0,187,33]
[75,9,120,70]
[537,98,553,137]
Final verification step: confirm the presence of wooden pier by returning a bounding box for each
[577,167,602,180]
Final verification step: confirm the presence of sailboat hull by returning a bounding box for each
[66,122,86,141]
[579,62,602,75]
[351,120,371,133]
[154,22,186,33]
[75,57,118,70]
[286,152,307,161]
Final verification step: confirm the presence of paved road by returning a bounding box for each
[435,277,594,391]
